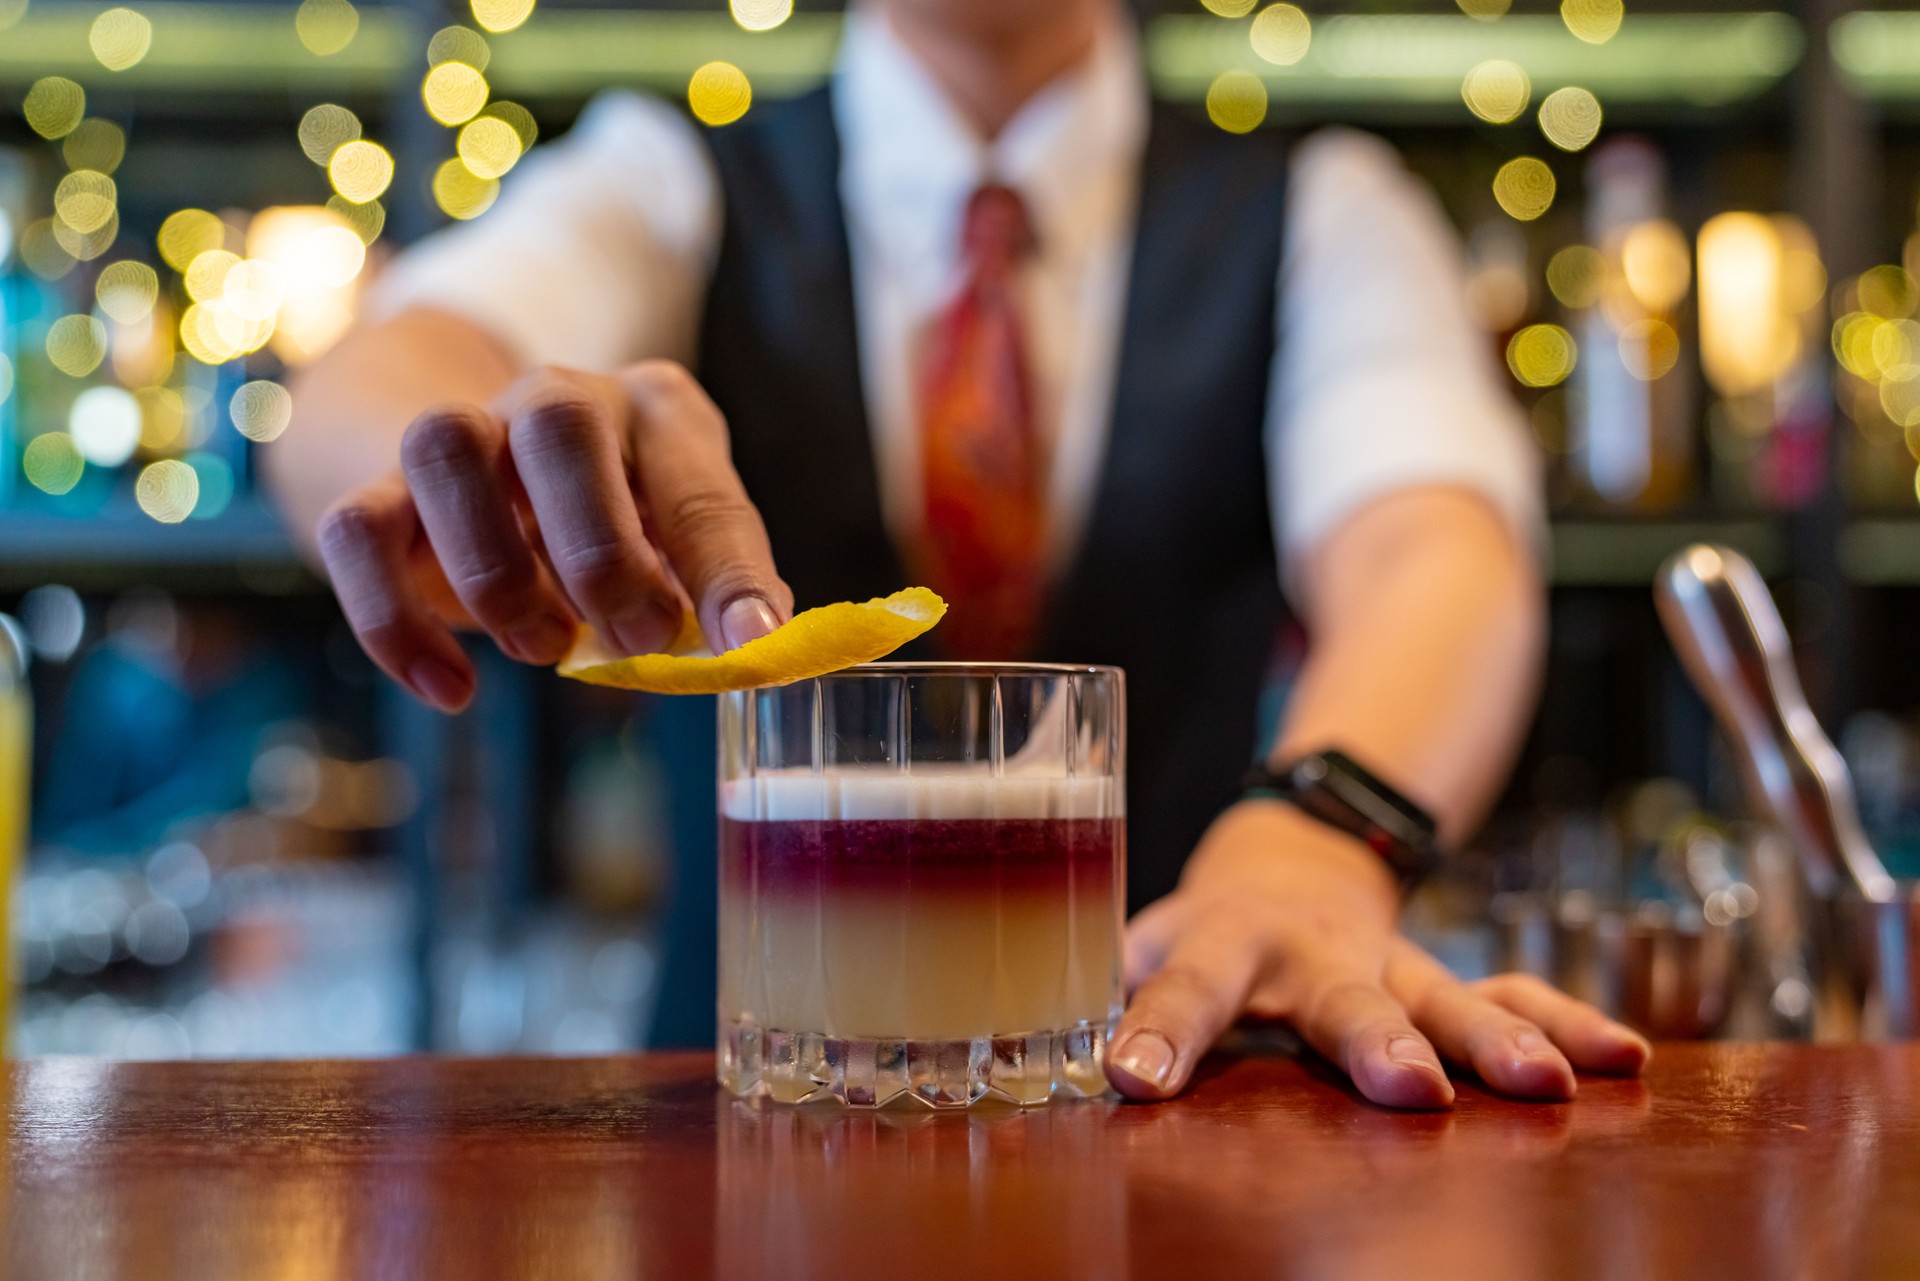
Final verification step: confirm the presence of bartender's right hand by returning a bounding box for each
[316,361,793,712]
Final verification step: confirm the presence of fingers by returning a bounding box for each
[401,404,578,666]
[317,475,475,712]
[620,362,791,651]
[1287,964,1455,1110]
[1106,924,1260,1100]
[1120,897,1186,992]
[1473,973,1652,1076]
[1388,947,1577,1101]
[500,373,686,657]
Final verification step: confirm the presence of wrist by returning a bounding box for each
[1193,798,1402,918]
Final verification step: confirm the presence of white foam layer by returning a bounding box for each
[722,768,1121,821]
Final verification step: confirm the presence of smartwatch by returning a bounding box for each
[1238,749,1443,894]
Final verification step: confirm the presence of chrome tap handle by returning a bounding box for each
[1655,544,1895,903]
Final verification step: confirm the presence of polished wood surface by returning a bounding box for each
[8,1044,1920,1280]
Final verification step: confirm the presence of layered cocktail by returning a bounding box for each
[717,665,1124,1108]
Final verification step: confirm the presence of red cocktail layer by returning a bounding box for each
[721,817,1121,897]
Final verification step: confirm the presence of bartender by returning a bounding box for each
[270,0,1652,1107]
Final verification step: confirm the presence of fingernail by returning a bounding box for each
[408,658,471,712]
[1514,1029,1556,1059]
[503,614,572,663]
[1386,1036,1441,1073]
[719,595,780,652]
[608,600,679,657]
[1612,1022,1654,1058]
[1109,1031,1177,1090]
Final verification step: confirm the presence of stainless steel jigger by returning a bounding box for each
[1657,544,1920,1040]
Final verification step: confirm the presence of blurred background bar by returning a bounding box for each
[2,0,1920,1058]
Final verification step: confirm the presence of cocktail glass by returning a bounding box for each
[717,663,1125,1108]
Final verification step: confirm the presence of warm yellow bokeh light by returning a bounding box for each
[1457,0,1512,19]
[179,303,239,365]
[298,103,361,165]
[46,314,109,377]
[54,171,117,235]
[1871,319,1920,375]
[1507,324,1578,387]
[1834,312,1882,380]
[137,459,200,523]
[457,117,523,180]
[137,386,187,452]
[1493,157,1556,221]
[20,220,76,280]
[89,8,153,71]
[1562,0,1623,45]
[329,140,395,202]
[1201,0,1257,15]
[433,158,500,220]
[1860,265,1918,320]
[1250,4,1310,67]
[223,259,288,323]
[232,380,295,442]
[1879,367,1920,429]
[24,78,86,140]
[1206,70,1268,134]
[97,260,160,323]
[251,213,366,289]
[422,62,489,126]
[471,0,534,34]
[23,434,86,496]
[327,194,386,244]
[54,210,118,261]
[428,24,490,71]
[185,248,240,302]
[63,119,127,174]
[1462,60,1530,125]
[158,208,227,271]
[731,0,791,32]
[1547,244,1605,309]
[1539,86,1602,152]
[689,61,752,127]
[296,0,359,54]
[212,302,277,356]
[1619,317,1680,381]
[1698,211,1799,399]
[484,101,538,150]
[1620,219,1691,313]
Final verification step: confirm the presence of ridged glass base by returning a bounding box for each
[719,1016,1116,1109]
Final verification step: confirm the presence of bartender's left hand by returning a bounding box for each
[1106,799,1651,1107]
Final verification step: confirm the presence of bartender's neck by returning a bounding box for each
[875,0,1108,140]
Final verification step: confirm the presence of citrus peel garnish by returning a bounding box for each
[556,587,947,694]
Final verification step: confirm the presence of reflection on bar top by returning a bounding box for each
[721,771,1122,822]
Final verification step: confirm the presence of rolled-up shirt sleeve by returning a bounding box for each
[368,91,720,373]
[1269,128,1544,596]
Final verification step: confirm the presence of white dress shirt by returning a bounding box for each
[374,3,1541,601]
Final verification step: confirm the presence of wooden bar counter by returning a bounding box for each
[8,1044,1920,1279]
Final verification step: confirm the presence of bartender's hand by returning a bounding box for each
[315,362,792,712]
[1107,800,1652,1108]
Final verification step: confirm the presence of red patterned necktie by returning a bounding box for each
[916,183,1045,659]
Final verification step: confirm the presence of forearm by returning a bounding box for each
[1275,485,1545,845]
[269,307,523,559]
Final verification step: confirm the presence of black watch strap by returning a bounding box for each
[1239,749,1443,894]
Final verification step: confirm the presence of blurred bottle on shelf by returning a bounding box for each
[1568,139,1697,512]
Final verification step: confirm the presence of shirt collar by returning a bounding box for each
[832,2,1149,274]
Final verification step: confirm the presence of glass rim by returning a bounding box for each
[807,661,1122,680]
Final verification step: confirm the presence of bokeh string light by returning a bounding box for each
[158,208,229,272]
[296,0,360,55]
[1508,324,1578,387]
[1562,0,1624,45]
[24,78,86,140]
[1249,4,1311,67]
[1206,70,1268,134]
[483,101,538,150]
[89,8,153,72]
[46,315,109,378]
[299,104,362,165]
[457,116,523,180]
[231,382,295,443]
[1201,0,1258,16]
[422,61,489,126]
[71,387,142,465]
[20,220,76,280]
[136,459,200,524]
[1618,317,1680,380]
[688,61,753,126]
[433,158,500,220]
[54,171,116,236]
[428,25,490,72]
[1539,87,1603,151]
[63,120,127,174]
[326,195,386,244]
[97,261,160,324]
[1547,244,1605,308]
[471,0,535,35]
[1493,156,1556,221]
[1462,60,1531,125]
[22,434,86,496]
[730,0,791,33]
[1456,0,1512,20]
[328,140,395,202]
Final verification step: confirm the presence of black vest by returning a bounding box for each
[649,86,1288,1045]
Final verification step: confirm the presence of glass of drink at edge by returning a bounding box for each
[718,663,1125,1108]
